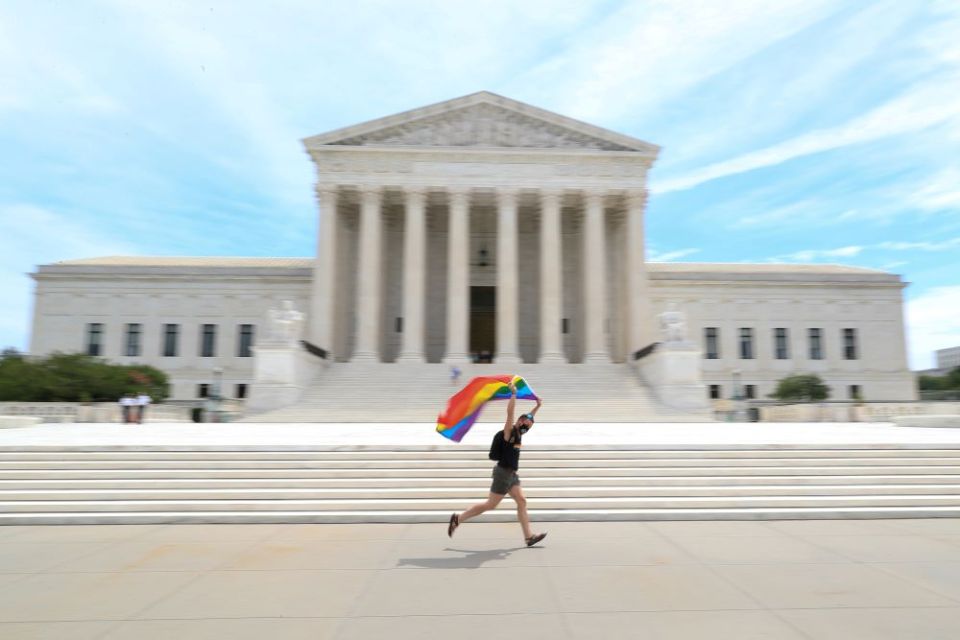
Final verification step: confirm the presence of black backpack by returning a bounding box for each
[488,430,507,461]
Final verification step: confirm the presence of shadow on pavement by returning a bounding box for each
[396,546,530,569]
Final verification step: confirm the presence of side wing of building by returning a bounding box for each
[29,257,312,401]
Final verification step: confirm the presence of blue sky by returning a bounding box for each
[1,0,958,368]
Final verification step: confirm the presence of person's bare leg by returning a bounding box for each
[508,484,533,540]
[459,492,504,523]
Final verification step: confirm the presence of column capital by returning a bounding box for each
[314,185,339,198]
[358,185,382,206]
[497,187,520,207]
[446,186,471,206]
[624,189,649,208]
[582,188,607,205]
[404,187,428,206]
[539,188,564,206]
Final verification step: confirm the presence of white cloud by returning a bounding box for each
[777,246,864,262]
[879,237,960,251]
[906,285,960,369]
[910,168,960,212]
[648,248,700,262]
[651,79,960,194]
[517,0,838,124]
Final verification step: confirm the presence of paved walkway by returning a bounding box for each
[3,421,960,449]
[1,519,960,639]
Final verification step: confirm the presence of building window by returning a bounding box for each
[709,384,721,399]
[744,384,756,400]
[843,328,858,360]
[197,383,210,399]
[200,324,217,357]
[237,324,255,357]
[808,328,823,360]
[774,328,789,360]
[849,384,862,400]
[704,327,719,359]
[395,317,403,333]
[124,323,142,357]
[739,328,754,360]
[85,323,104,356]
[236,383,248,399]
[562,318,570,334]
[162,324,179,357]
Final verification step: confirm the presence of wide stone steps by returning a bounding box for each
[5,475,960,490]
[6,495,960,514]
[243,362,710,422]
[3,445,960,523]
[6,485,960,501]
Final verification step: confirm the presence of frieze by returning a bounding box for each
[330,103,635,151]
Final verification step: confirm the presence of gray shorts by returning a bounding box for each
[491,465,520,495]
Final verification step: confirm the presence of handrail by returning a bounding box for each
[632,342,660,361]
[299,340,328,360]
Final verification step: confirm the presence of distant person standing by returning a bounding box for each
[450,365,462,386]
[135,392,151,424]
[118,394,135,424]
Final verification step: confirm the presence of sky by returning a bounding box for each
[1,0,958,369]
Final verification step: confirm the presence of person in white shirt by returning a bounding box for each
[118,395,135,424]
[135,393,151,424]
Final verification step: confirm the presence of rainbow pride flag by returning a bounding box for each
[436,374,539,442]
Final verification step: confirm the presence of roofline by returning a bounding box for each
[302,91,660,156]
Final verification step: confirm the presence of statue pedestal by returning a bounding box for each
[635,341,709,411]
[246,343,323,414]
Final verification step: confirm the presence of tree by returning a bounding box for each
[0,350,169,402]
[918,367,960,392]
[770,374,831,402]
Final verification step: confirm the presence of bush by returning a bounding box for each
[769,374,831,402]
[0,349,169,402]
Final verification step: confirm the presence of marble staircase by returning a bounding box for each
[242,362,708,423]
[3,445,960,524]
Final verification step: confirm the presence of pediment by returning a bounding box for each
[304,92,658,154]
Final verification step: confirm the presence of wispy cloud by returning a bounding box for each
[879,238,960,252]
[776,246,864,262]
[648,248,701,262]
[651,80,960,194]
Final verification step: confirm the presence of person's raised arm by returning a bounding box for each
[503,382,517,438]
[529,396,543,419]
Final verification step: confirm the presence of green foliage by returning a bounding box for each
[0,350,169,402]
[769,373,831,402]
[919,367,960,392]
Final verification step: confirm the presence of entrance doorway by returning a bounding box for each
[470,286,496,362]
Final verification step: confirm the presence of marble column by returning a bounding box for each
[443,188,470,363]
[397,188,427,362]
[625,190,653,355]
[308,186,338,353]
[539,189,566,363]
[352,186,383,362]
[582,190,608,363]
[496,188,521,364]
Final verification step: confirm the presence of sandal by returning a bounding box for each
[526,532,547,547]
[447,513,459,538]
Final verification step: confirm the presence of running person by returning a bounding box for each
[447,381,547,547]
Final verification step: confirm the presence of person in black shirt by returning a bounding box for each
[447,381,546,547]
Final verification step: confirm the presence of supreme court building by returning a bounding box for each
[29,92,917,416]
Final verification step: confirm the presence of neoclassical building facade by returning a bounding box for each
[28,92,917,409]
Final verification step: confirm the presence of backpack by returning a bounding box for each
[488,430,507,461]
